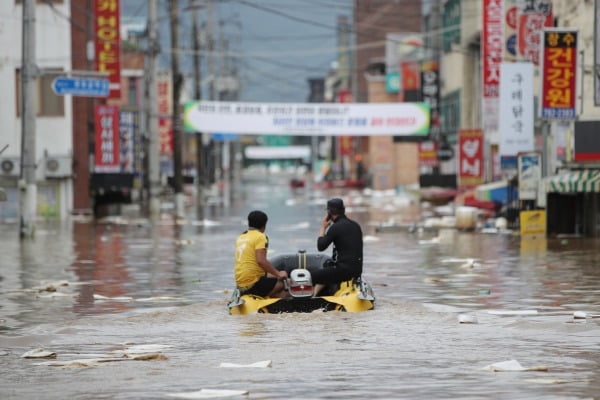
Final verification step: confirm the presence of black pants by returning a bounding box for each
[310,265,359,285]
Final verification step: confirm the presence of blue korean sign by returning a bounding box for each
[51,77,110,97]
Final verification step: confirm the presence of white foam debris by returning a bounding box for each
[573,311,587,319]
[135,296,182,302]
[112,344,173,355]
[219,360,272,368]
[93,294,133,302]
[21,348,57,359]
[487,310,538,316]
[458,314,478,324]
[167,389,249,399]
[482,359,548,372]
[363,235,380,242]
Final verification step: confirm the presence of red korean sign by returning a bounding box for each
[94,105,120,172]
[482,0,503,98]
[418,141,439,167]
[458,129,484,187]
[540,29,577,119]
[94,0,121,98]
[157,78,173,155]
[517,1,553,65]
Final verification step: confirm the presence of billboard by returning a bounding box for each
[499,62,534,156]
[94,0,121,99]
[458,129,484,188]
[94,105,120,173]
[184,101,430,136]
[540,29,578,119]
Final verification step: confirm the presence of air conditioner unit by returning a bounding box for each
[0,157,20,177]
[44,156,72,178]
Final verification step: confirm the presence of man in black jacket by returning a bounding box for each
[312,198,363,293]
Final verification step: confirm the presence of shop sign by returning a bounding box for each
[458,129,484,187]
[540,29,578,119]
[94,105,120,173]
[499,62,534,156]
[94,0,121,98]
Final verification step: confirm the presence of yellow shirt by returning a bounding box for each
[234,229,268,287]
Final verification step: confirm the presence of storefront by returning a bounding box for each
[545,169,600,237]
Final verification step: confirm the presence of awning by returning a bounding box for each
[546,169,600,193]
[475,180,511,203]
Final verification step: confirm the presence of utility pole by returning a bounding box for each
[20,0,37,238]
[191,1,205,216]
[147,0,161,217]
[170,0,185,219]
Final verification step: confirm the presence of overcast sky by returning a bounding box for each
[123,0,350,103]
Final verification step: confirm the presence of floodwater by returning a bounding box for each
[1,173,599,400]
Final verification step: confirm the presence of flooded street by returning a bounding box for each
[1,173,599,399]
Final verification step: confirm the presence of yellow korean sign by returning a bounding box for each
[520,210,546,235]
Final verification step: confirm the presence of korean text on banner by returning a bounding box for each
[94,105,120,173]
[458,129,484,188]
[540,29,578,119]
[499,62,535,157]
[94,0,121,99]
[183,101,430,136]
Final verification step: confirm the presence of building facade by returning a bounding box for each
[0,1,73,221]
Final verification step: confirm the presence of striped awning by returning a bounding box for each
[546,169,600,193]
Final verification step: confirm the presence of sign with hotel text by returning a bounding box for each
[94,105,120,173]
[540,29,578,119]
[94,0,121,99]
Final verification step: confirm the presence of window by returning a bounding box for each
[15,69,65,117]
[128,77,137,106]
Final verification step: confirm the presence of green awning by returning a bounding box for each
[546,169,600,193]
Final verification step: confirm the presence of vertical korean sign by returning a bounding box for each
[482,0,503,137]
[458,129,484,187]
[157,73,173,156]
[540,29,578,119]
[517,0,553,65]
[94,0,121,99]
[499,62,534,156]
[421,60,440,139]
[95,105,120,172]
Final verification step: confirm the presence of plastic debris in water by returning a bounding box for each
[458,314,478,324]
[21,348,57,359]
[482,359,548,372]
[573,311,587,319]
[166,389,249,399]
[219,360,272,368]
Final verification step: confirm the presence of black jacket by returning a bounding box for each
[317,215,363,275]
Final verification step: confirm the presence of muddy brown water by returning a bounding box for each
[1,177,599,399]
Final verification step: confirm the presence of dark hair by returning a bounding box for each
[326,198,345,215]
[248,210,268,229]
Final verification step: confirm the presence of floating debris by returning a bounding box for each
[458,314,478,324]
[363,235,380,242]
[93,294,133,302]
[482,359,548,372]
[135,296,182,302]
[167,389,249,399]
[487,310,538,316]
[21,348,57,359]
[573,311,587,319]
[219,360,272,368]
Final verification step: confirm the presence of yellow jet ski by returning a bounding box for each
[228,250,375,314]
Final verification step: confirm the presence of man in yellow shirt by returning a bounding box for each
[234,210,289,298]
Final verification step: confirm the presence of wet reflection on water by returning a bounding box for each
[0,175,599,399]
